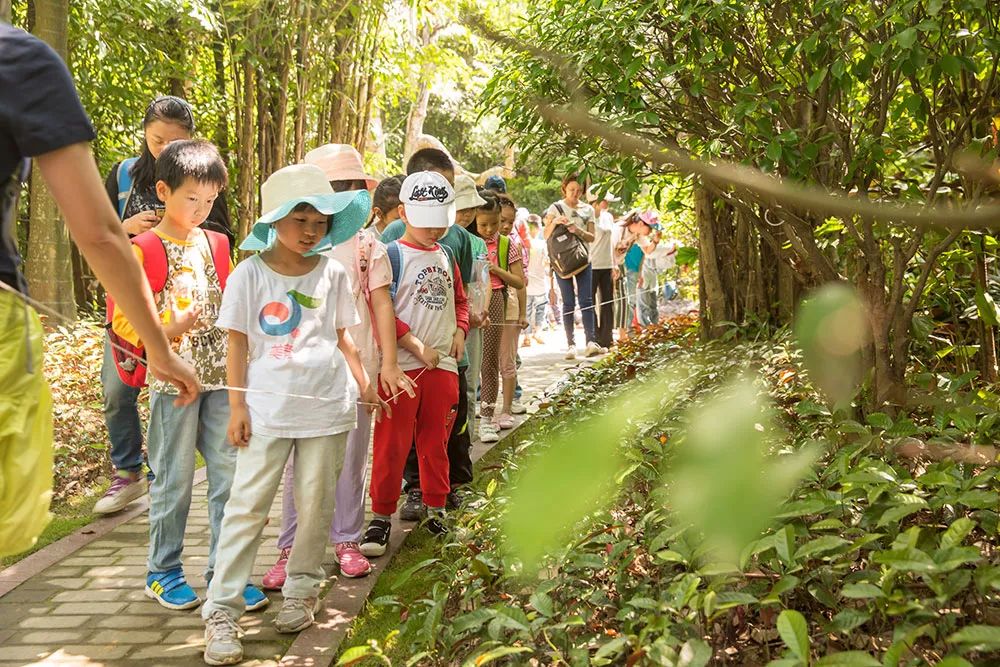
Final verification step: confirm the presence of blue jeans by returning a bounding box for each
[639,269,659,326]
[527,293,548,333]
[146,389,234,579]
[555,265,596,347]
[101,338,145,474]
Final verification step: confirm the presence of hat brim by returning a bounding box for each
[404,201,456,228]
[239,190,372,254]
[454,191,487,211]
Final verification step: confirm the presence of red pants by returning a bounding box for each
[370,368,459,514]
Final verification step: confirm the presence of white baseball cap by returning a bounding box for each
[400,171,456,228]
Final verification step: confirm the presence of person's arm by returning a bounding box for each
[398,331,440,369]
[338,327,385,420]
[225,330,251,447]
[571,218,596,243]
[35,142,198,403]
[489,258,525,290]
[370,285,416,400]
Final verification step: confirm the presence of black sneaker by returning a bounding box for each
[446,488,468,510]
[399,489,425,522]
[360,519,391,557]
[425,512,449,537]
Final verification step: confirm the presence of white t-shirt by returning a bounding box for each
[589,209,615,270]
[392,241,460,375]
[217,254,361,439]
[526,241,550,296]
[545,199,594,235]
[323,229,392,379]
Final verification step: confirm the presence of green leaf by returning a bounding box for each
[948,625,1000,650]
[767,141,783,162]
[777,609,810,662]
[814,652,881,666]
[390,558,440,592]
[935,658,974,667]
[775,525,796,564]
[877,498,928,527]
[796,535,849,560]
[940,517,975,548]
[828,609,871,633]
[841,582,884,599]
[336,645,378,665]
[939,55,962,78]
[678,639,712,667]
[464,646,533,666]
[807,67,828,93]
[792,286,867,406]
[873,548,936,572]
[594,636,630,660]
[897,27,918,49]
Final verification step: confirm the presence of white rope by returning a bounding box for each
[0,279,423,407]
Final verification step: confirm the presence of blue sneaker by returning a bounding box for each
[244,583,269,612]
[145,568,201,610]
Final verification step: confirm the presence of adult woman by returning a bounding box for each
[544,174,601,359]
[95,95,232,516]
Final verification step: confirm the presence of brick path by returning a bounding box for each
[0,328,593,666]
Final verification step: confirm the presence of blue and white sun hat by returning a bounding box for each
[239,163,371,255]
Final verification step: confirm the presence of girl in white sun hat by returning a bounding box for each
[202,163,386,665]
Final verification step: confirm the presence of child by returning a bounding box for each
[108,140,254,611]
[524,215,549,345]
[201,164,380,664]
[261,146,413,588]
[360,171,470,555]
[497,193,528,422]
[379,148,478,522]
[96,95,233,517]
[453,175,489,437]
[368,175,405,235]
[613,211,655,338]
[475,192,525,443]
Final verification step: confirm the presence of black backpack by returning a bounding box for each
[546,203,591,279]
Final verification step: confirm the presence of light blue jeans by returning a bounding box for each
[526,294,548,333]
[465,327,483,430]
[624,270,640,326]
[146,389,234,579]
[638,269,659,326]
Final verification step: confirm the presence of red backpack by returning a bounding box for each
[105,229,231,387]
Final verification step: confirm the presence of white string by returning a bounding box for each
[481,281,679,328]
[0,279,425,408]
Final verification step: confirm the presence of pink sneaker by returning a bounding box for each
[262,547,290,590]
[335,542,372,578]
[496,413,516,430]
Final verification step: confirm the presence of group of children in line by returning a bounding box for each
[98,95,553,665]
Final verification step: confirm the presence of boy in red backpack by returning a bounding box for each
[110,140,264,612]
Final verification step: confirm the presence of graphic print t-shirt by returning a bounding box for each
[217,255,360,438]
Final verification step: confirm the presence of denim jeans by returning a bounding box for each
[624,270,640,326]
[101,338,145,474]
[146,389,234,579]
[526,293,548,333]
[639,268,659,325]
[555,264,596,347]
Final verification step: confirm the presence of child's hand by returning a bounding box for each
[418,345,440,370]
[450,329,466,361]
[164,306,201,340]
[228,404,252,447]
[519,318,529,330]
[469,311,484,329]
[379,363,416,402]
[359,383,391,422]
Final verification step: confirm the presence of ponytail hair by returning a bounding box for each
[130,95,196,192]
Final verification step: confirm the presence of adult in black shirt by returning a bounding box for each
[0,22,197,556]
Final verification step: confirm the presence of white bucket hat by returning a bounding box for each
[303,144,379,190]
[453,174,486,211]
[239,163,371,254]
[400,171,456,228]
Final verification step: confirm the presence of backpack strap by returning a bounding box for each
[387,240,403,301]
[131,231,169,293]
[116,157,139,220]
[498,235,510,272]
[204,229,231,291]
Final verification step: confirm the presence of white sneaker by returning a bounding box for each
[510,399,527,415]
[564,346,577,360]
[274,596,320,633]
[479,422,500,443]
[204,611,243,665]
[584,342,603,357]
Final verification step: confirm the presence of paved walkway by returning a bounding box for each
[0,327,596,666]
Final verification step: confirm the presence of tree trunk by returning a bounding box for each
[404,78,431,161]
[975,235,998,381]
[0,0,10,23]
[211,38,229,153]
[292,0,310,162]
[695,182,727,337]
[26,0,75,320]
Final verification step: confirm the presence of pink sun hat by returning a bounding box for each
[303,144,379,190]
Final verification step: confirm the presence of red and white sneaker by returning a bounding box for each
[262,547,290,590]
[335,542,373,578]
